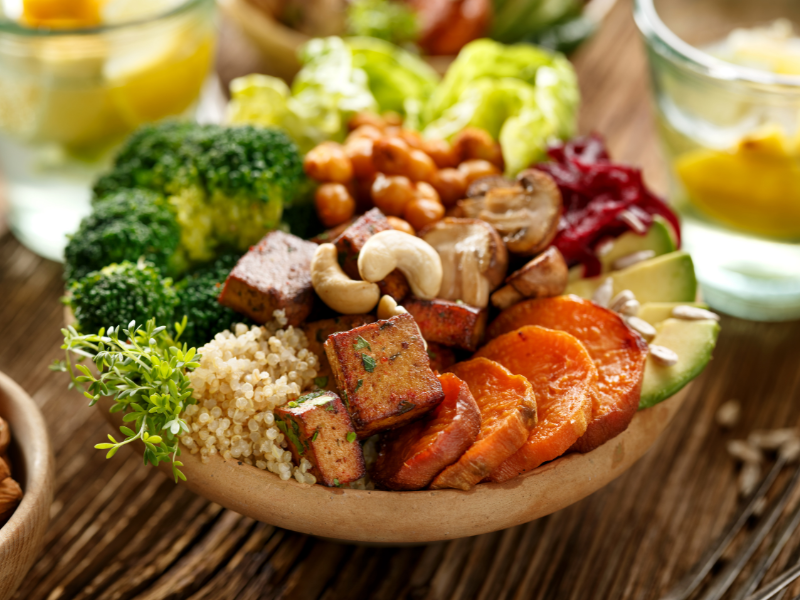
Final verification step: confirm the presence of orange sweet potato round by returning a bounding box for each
[430,358,537,490]
[487,296,648,453]
[370,373,481,491]
[475,325,596,483]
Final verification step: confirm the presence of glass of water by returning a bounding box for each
[0,0,216,262]
[635,0,800,321]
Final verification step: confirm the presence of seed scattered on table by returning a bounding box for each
[780,438,800,464]
[739,461,761,497]
[748,428,799,451]
[626,316,657,342]
[672,305,720,321]
[612,250,656,271]
[716,400,741,429]
[752,496,768,517]
[726,440,763,464]
[592,277,614,308]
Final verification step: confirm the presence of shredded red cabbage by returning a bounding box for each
[534,134,680,277]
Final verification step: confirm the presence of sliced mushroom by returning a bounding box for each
[465,175,516,199]
[420,218,508,309]
[456,170,561,256]
[490,246,569,310]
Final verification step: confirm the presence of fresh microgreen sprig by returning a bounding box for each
[50,316,200,482]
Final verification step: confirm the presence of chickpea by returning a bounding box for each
[372,137,412,176]
[346,124,383,144]
[396,129,425,150]
[415,181,441,204]
[407,149,437,182]
[404,197,445,231]
[371,173,416,217]
[344,137,377,180]
[315,183,356,227]
[348,112,386,131]
[430,168,468,207]
[453,128,505,170]
[458,159,501,185]
[383,111,403,127]
[304,142,353,183]
[422,138,459,169]
[386,216,416,236]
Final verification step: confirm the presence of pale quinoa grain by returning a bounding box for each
[180,310,320,484]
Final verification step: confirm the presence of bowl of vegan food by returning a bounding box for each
[0,373,54,599]
[54,36,719,543]
[220,0,610,80]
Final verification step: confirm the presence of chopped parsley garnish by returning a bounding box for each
[288,401,298,408]
[427,349,437,359]
[314,376,328,388]
[398,400,416,414]
[346,432,357,443]
[333,478,341,487]
[354,336,371,351]
[355,379,363,393]
[297,390,326,404]
[312,429,320,442]
[362,354,376,372]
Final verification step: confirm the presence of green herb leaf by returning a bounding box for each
[362,354,376,373]
[312,429,320,442]
[354,336,371,351]
[397,400,416,414]
[314,376,328,388]
[355,379,363,393]
[346,432,357,443]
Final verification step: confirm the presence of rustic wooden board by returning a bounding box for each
[1,0,800,597]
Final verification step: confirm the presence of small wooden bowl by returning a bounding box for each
[0,372,54,600]
[102,385,688,544]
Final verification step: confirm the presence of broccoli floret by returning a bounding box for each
[69,261,179,335]
[174,253,249,348]
[64,189,183,283]
[94,122,306,263]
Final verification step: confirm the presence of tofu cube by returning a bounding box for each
[403,298,488,351]
[324,313,444,438]
[301,315,376,390]
[218,231,317,326]
[333,208,410,301]
[274,391,365,487]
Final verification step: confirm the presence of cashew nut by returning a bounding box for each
[357,230,443,300]
[377,295,408,320]
[311,244,381,314]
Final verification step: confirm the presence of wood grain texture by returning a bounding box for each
[1,0,800,597]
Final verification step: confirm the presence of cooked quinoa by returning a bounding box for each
[180,310,320,484]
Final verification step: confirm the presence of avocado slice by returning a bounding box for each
[639,318,720,409]
[599,217,677,272]
[637,302,709,326]
[566,251,697,304]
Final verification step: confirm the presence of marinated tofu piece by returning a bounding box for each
[302,315,376,390]
[218,231,317,326]
[274,390,365,487]
[324,313,444,438]
[333,208,410,301]
[426,343,456,374]
[371,373,481,490]
[403,298,488,351]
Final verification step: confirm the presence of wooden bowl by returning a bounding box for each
[101,385,688,544]
[0,372,54,600]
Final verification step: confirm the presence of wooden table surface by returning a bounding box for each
[3,1,800,598]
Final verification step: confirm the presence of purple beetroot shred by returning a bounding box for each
[534,134,681,278]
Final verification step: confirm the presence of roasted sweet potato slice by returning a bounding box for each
[430,358,537,490]
[371,373,481,491]
[487,296,648,453]
[475,325,596,482]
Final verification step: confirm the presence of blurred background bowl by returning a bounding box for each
[0,372,54,600]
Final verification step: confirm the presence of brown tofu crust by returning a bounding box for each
[274,391,365,487]
[302,315,377,390]
[309,220,355,245]
[333,208,410,301]
[324,313,444,438]
[403,298,488,351]
[218,231,317,326]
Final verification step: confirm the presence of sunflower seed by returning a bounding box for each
[618,210,648,234]
[610,290,636,312]
[592,277,614,308]
[626,316,657,342]
[739,461,762,497]
[780,438,800,463]
[716,400,741,429]
[618,299,640,316]
[751,496,768,518]
[727,440,764,464]
[649,344,678,366]
[612,250,656,271]
[672,305,720,321]
[748,429,799,451]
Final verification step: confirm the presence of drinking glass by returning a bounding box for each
[0,0,216,261]
[634,0,800,321]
